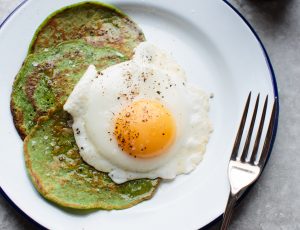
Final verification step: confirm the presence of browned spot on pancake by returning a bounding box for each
[50,69,76,105]
[10,99,26,140]
[24,62,55,111]
[24,72,40,110]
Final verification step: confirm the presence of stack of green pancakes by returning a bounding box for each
[11,2,159,210]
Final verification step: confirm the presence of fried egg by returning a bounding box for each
[64,42,212,183]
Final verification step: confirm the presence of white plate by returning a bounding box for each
[0,0,279,229]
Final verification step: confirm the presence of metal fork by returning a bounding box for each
[220,92,277,230]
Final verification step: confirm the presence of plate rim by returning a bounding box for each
[0,0,280,229]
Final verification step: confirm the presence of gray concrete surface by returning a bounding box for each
[0,0,299,229]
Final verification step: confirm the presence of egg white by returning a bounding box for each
[64,42,212,183]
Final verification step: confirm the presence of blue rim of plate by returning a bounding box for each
[0,1,279,229]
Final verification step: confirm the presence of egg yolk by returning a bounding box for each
[114,100,176,158]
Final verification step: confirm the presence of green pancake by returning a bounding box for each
[24,108,159,209]
[11,41,126,139]
[29,2,145,57]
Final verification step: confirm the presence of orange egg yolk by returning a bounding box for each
[114,100,176,158]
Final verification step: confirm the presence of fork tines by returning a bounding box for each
[231,92,277,167]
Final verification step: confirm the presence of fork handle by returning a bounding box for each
[220,192,238,230]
